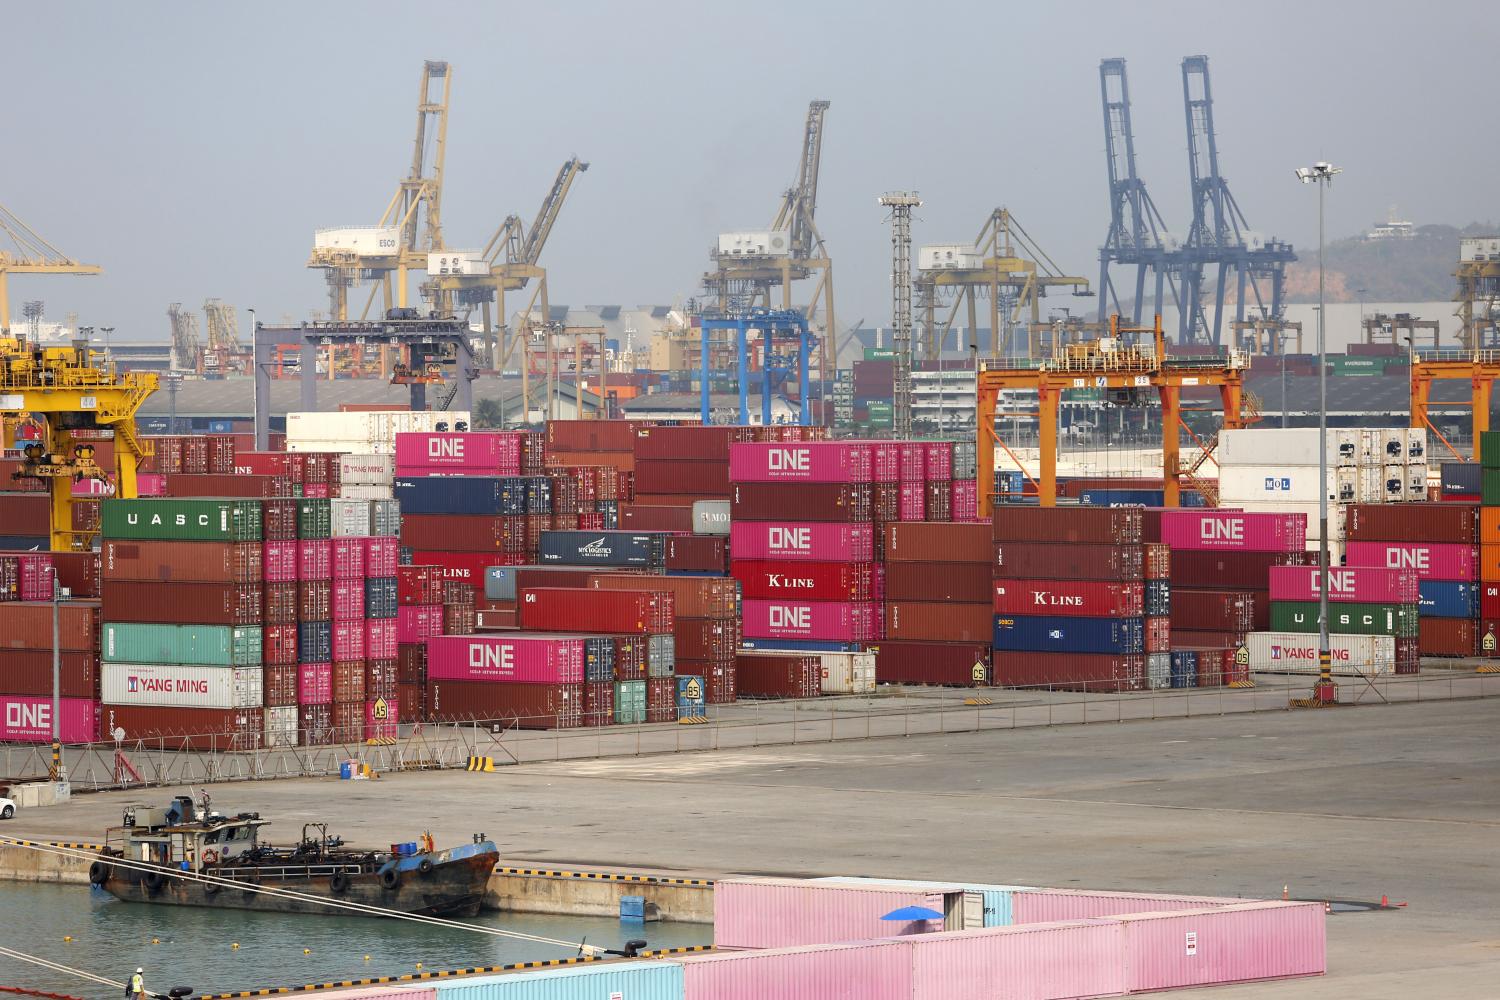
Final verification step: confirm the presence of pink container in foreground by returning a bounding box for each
[262,541,299,583]
[394,431,522,474]
[729,442,872,483]
[676,940,912,1000]
[1159,510,1307,552]
[1114,900,1326,992]
[0,696,99,743]
[730,522,874,562]
[1269,565,1421,604]
[1011,887,1243,923]
[1345,541,1478,582]
[741,600,880,641]
[902,919,1126,1000]
[714,878,949,949]
[425,634,587,684]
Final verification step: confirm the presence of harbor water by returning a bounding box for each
[0,883,710,999]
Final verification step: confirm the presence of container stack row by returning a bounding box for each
[878,521,993,686]
[1344,503,1474,662]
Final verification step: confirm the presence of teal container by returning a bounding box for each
[432,961,683,1000]
[675,675,706,718]
[1269,600,1420,638]
[1329,356,1386,377]
[613,680,647,725]
[1482,467,1500,504]
[296,498,331,539]
[101,499,262,542]
[1481,431,1500,469]
[102,623,263,665]
[864,348,896,361]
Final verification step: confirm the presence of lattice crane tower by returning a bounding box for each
[880,192,921,438]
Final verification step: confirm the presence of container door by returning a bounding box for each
[962,890,985,929]
[940,890,965,930]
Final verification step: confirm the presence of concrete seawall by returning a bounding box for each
[0,842,94,884]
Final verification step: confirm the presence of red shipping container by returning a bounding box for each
[333,662,365,704]
[102,581,260,625]
[263,664,298,707]
[0,650,99,698]
[0,494,58,535]
[298,579,331,622]
[733,560,877,602]
[673,618,738,660]
[994,542,1145,581]
[205,435,236,474]
[300,703,333,745]
[262,498,299,541]
[102,540,262,584]
[632,425,744,462]
[993,579,1144,618]
[366,658,399,697]
[49,551,101,598]
[425,678,583,729]
[233,451,290,477]
[101,704,262,751]
[262,540,299,583]
[1170,550,1307,588]
[612,636,647,680]
[330,699,365,741]
[731,482,872,522]
[883,601,990,643]
[883,562,991,603]
[993,507,1143,544]
[519,587,674,635]
[263,582,298,624]
[1145,616,1172,653]
[163,473,291,499]
[396,682,423,724]
[546,419,641,454]
[617,504,695,532]
[398,565,446,606]
[1346,503,1477,544]
[663,535,728,573]
[993,651,1146,692]
[1169,590,1257,632]
[364,695,398,740]
[408,550,502,593]
[582,681,615,727]
[0,553,54,601]
[402,514,527,553]
[874,641,990,686]
[297,540,332,581]
[884,522,994,565]
[633,460,731,496]
[0,601,101,651]
[1395,637,1420,674]
[331,621,365,661]
[1171,629,1248,648]
[646,677,676,722]
[586,574,735,618]
[366,619,397,660]
[1423,617,1477,657]
[396,644,427,686]
[263,623,299,665]
[735,652,822,698]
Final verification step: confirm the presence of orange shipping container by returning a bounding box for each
[885,601,993,643]
[1479,507,1500,546]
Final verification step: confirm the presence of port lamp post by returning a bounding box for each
[1296,161,1341,704]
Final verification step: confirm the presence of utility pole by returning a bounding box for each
[880,192,921,439]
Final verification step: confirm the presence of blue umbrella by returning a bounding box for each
[881,905,944,921]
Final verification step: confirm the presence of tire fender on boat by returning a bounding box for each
[380,867,400,890]
[417,858,433,876]
[143,871,166,896]
[88,861,110,886]
[331,871,351,893]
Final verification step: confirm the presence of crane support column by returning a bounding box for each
[1038,382,1059,507]
[976,388,998,520]
[1475,375,1493,443]
[1160,384,1181,508]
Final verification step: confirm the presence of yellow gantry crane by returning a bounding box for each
[0,334,157,551]
[0,202,101,336]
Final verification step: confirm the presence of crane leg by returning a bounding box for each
[1161,385,1181,508]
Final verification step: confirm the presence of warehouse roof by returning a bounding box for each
[136,376,600,418]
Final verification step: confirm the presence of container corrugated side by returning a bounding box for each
[811,876,1034,926]
[1113,900,1325,991]
[102,623,262,666]
[1244,632,1394,675]
[101,663,262,709]
[1011,887,1242,923]
[714,877,947,949]
[101,499,262,542]
[430,961,682,1000]
[904,920,1126,1000]
[674,941,910,1000]
[304,988,435,1000]
[0,696,99,743]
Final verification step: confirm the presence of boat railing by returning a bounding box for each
[212,862,366,881]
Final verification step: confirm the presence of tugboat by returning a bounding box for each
[90,793,497,917]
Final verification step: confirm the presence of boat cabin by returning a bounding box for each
[105,795,267,872]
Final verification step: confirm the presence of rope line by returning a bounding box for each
[0,946,123,990]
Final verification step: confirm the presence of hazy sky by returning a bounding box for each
[6,1,1495,341]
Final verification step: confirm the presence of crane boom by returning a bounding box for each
[0,203,101,335]
[772,100,830,259]
[522,158,589,266]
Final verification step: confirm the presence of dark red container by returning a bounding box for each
[262,498,299,541]
[398,565,446,606]
[873,640,990,686]
[883,561,991,603]
[0,601,101,651]
[612,636,647,680]
[332,661,365,704]
[49,551,102,598]
[733,560,876,602]
[396,643,427,686]
[993,542,1145,581]
[1346,503,1477,544]
[519,587,674,635]
[674,618,738,660]
[205,435,236,474]
[366,657,399,698]
[735,652,821,699]
[633,460,731,496]
[618,504,695,532]
[102,540,263,584]
[883,522,993,564]
[0,650,99,698]
[1395,636,1421,674]
[443,604,476,635]
[263,623,299,665]
[163,474,291,498]
[1145,543,1171,580]
[582,681,615,727]
[298,580,331,622]
[1145,616,1171,653]
[646,677,676,722]
[1170,629,1247,648]
[397,681,423,723]
[101,705,263,751]
[101,582,260,625]
[331,699,365,742]
[300,703,333,745]
[1169,550,1307,588]
[1169,590,1257,632]
[586,574,731,618]
[234,451,290,477]
[885,601,991,643]
[663,535,729,573]
[402,514,527,553]
[547,419,640,454]
[0,494,51,535]
[425,679,583,729]
[264,664,298,707]
[1422,617,1477,657]
[632,425,742,462]
[993,507,1143,544]
[993,651,1146,692]
[731,483,873,523]
[264,582,298,624]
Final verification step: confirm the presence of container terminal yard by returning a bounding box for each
[3,6,1500,1000]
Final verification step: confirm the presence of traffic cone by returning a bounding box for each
[1381,895,1389,908]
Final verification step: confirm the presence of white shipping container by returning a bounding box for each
[1403,427,1427,462]
[264,705,299,748]
[329,499,372,538]
[338,453,395,486]
[1405,462,1429,502]
[1217,465,1354,505]
[102,664,263,710]
[817,652,876,694]
[918,244,983,271]
[1381,464,1406,502]
[338,484,394,501]
[286,411,471,455]
[1245,632,1394,676]
[1146,652,1171,690]
[371,499,401,537]
[692,500,730,536]
[1359,466,1384,503]
[1219,428,1362,468]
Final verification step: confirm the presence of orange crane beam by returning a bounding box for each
[1409,351,1500,461]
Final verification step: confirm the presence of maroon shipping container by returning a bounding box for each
[332,662,365,705]
[883,522,992,564]
[366,658,399,698]
[1170,550,1307,588]
[882,561,991,603]
[263,582,297,624]
[1169,590,1257,632]
[48,551,102,598]
[664,535,729,573]
[586,574,733,618]
[1346,503,1477,544]
[733,560,877,602]
[1422,617,1477,657]
[101,582,261,626]
[264,664,298,707]
[1145,543,1171,580]
[731,483,873,523]
[923,480,952,522]
[0,650,100,698]
[396,643,427,686]
[425,679,583,729]
[886,601,992,643]
[205,435,236,474]
[1170,629,1247,648]
[298,580,331,622]
[993,651,1146,692]
[1184,647,1234,687]
[102,705,263,751]
[163,474,292,498]
[873,640,991,686]
[674,660,735,704]
[632,425,743,462]
[735,652,821,699]
[262,498,299,541]
[994,542,1145,581]
[519,587,674,634]
[102,540,263,584]
[263,624,299,665]
[0,601,101,652]
[330,700,365,742]
[582,681,615,727]
[398,565,446,605]
[613,636,647,680]
[646,677,676,722]
[401,514,527,553]
[633,460,731,496]
[1394,637,1420,675]
[1145,616,1171,653]
[300,703,333,745]
[993,507,1143,544]
[674,617,738,660]
[0,494,54,535]
[617,504,695,533]
[546,419,641,454]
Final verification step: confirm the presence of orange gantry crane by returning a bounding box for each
[976,315,1250,517]
[1408,350,1500,461]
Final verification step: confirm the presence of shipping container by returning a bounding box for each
[992,506,1143,544]
[519,587,673,635]
[992,542,1144,581]
[0,552,55,601]
[674,941,911,1000]
[692,499,730,536]
[585,574,737,619]
[884,601,990,643]
[633,460,731,496]
[401,514,526,553]
[101,704,263,751]
[1170,550,1308,588]
[992,579,1144,618]
[743,600,879,642]
[713,877,955,949]
[100,580,262,626]
[101,539,263,584]
[102,623,261,667]
[1418,580,1479,618]
[0,601,101,652]
[729,442,872,483]
[733,560,876,602]
[161,473,292,499]
[882,522,992,564]
[731,521,874,563]
[617,504,694,533]
[1421,616,1478,657]
[731,482,872,522]
[902,920,1125,1000]
[1245,631,1395,674]
[994,615,1145,654]
[874,641,990,686]
[1345,541,1477,581]
[431,963,681,1000]
[1269,600,1419,638]
[992,651,1146,691]
[538,530,664,568]
[394,432,523,474]
[0,649,99,699]
[0,695,99,743]
[1169,590,1257,632]
[1267,565,1419,604]
[735,651,822,698]
[425,679,582,729]
[101,663,262,710]
[1345,503,1477,543]
[1113,901,1326,991]
[101,499,262,542]
[1011,887,1243,923]
[1160,510,1306,552]
[815,651,876,694]
[424,635,586,684]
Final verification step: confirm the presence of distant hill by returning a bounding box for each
[1283,222,1498,303]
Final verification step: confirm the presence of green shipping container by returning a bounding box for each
[1329,356,1387,376]
[1484,468,1500,504]
[1269,600,1420,638]
[102,623,263,666]
[297,498,332,539]
[864,348,896,361]
[1482,431,1500,469]
[613,680,647,725]
[101,499,263,542]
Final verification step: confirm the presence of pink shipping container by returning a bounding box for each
[1268,565,1421,604]
[675,941,913,1000]
[903,920,1126,1000]
[950,480,978,521]
[394,432,523,474]
[742,600,880,641]
[425,634,587,684]
[730,522,874,563]
[4,553,55,601]
[297,540,332,580]
[330,537,366,580]
[302,482,330,499]
[136,473,166,496]
[0,695,99,743]
[396,605,444,644]
[361,538,400,577]
[729,442,872,483]
[1012,887,1241,923]
[1345,541,1478,582]
[898,443,926,482]
[366,619,397,660]
[331,621,365,662]
[714,877,954,949]
[331,579,365,621]
[262,541,299,583]
[364,697,399,741]
[1160,510,1307,552]
[1113,901,1325,992]
[898,482,926,521]
[924,441,953,481]
[297,663,331,705]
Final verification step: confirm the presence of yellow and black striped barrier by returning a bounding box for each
[0,839,105,852]
[495,866,713,887]
[198,945,715,998]
[962,697,994,706]
[465,756,496,772]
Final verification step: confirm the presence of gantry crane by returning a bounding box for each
[1410,350,1500,462]
[308,61,451,321]
[0,203,101,336]
[0,333,157,550]
[703,100,837,389]
[1457,238,1500,351]
[916,208,1092,360]
[976,315,1249,517]
[166,302,200,371]
[201,298,246,377]
[429,157,590,368]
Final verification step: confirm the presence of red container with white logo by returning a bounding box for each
[365,619,397,661]
[233,451,290,477]
[297,663,331,705]
[993,579,1145,617]
[1268,565,1420,604]
[408,550,500,593]
[398,566,445,605]
[261,541,299,583]
[396,605,444,643]
[394,432,523,475]
[742,600,879,641]
[425,634,586,684]
[1159,510,1307,552]
[297,540,332,580]
[731,522,874,563]
[733,560,877,602]
[263,623,298,665]
[361,537,399,577]
[0,695,99,742]
[729,442,872,483]
[1346,541,1477,582]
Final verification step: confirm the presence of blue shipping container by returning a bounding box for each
[364,577,398,619]
[1440,461,1481,497]
[1418,580,1478,618]
[431,961,684,1000]
[739,638,865,653]
[538,531,664,568]
[393,477,526,516]
[1169,650,1198,688]
[0,536,47,551]
[676,675,706,718]
[1145,580,1172,617]
[992,615,1145,654]
[297,620,332,664]
[1078,489,1208,508]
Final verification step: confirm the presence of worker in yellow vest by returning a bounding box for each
[127,968,146,1000]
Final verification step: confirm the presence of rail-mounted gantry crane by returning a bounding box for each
[0,333,157,551]
[703,100,837,389]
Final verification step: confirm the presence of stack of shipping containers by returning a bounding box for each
[1345,504,1475,661]
[1250,565,1413,676]
[1482,432,1500,653]
[0,553,102,745]
[879,521,992,685]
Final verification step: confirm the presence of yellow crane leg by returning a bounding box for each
[1038,382,1058,507]
[1160,385,1181,508]
[1473,375,1492,447]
